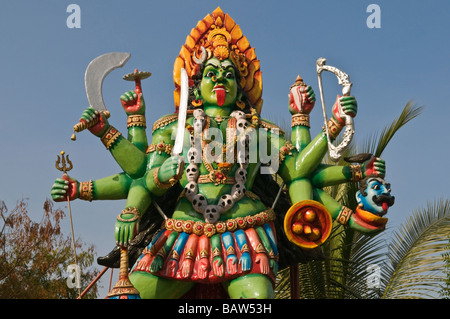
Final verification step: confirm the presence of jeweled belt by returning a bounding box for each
[163,208,276,238]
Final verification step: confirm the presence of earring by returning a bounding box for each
[192,88,203,107]
[192,98,203,107]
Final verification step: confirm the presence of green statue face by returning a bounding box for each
[199,58,239,109]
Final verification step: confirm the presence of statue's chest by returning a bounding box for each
[183,112,251,223]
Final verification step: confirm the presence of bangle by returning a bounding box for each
[153,167,178,189]
[101,126,121,150]
[350,164,363,182]
[279,140,295,163]
[336,206,353,225]
[291,113,310,128]
[240,243,250,254]
[127,115,146,128]
[117,207,140,222]
[323,117,343,140]
[79,180,93,201]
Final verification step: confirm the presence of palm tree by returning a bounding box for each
[275,102,450,299]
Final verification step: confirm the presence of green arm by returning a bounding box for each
[291,123,311,153]
[127,125,148,153]
[91,172,132,200]
[311,164,354,188]
[107,134,147,179]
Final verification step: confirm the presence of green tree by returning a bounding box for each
[275,102,450,299]
[0,198,100,298]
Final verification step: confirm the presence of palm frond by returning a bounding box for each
[383,198,450,298]
[361,101,423,157]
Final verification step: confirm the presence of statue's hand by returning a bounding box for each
[80,107,110,137]
[239,252,251,272]
[114,210,139,247]
[331,95,358,125]
[158,155,184,184]
[212,256,224,277]
[255,253,270,275]
[361,156,386,178]
[289,84,315,115]
[51,174,79,202]
[120,90,145,116]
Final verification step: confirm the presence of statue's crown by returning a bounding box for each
[173,7,262,114]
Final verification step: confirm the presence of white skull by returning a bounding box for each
[185,163,199,181]
[231,182,246,201]
[217,194,234,212]
[193,116,204,131]
[191,193,207,213]
[193,109,206,118]
[188,147,201,164]
[235,168,247,183]
[184,181,198,201]
[204,205,221,223]
[236,119,249,133]
[231,110,245,120]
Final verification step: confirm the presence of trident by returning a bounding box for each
[55,151,81,296]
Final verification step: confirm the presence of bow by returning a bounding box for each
[316,57,354,162]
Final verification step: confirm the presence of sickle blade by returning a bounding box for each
[85,52,131,111]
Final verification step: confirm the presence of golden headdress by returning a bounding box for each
[173,7,263,114]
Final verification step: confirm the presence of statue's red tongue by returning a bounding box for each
[215,87,225,106]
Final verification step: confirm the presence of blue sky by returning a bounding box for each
[1,0,449,298]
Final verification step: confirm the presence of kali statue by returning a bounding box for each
[51,7,394,299]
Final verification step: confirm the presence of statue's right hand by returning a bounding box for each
[51,174,79,202]
[120,90,145,116]
[289,83,315,115]
[80,107,110,137]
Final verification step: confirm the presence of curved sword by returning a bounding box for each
[71,52,131,140]
[316,57,354,162]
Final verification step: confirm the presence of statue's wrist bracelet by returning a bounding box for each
[323,117,343,140]
[350,164,363,182]
[101,126,122,150]
[79,180,94,201]
[291,113,310,128]
[117,207,140,223]
[127,114,146,128]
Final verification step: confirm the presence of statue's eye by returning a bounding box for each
[225,72,234,79]
[372,184,380,190]
[206,71,215,78]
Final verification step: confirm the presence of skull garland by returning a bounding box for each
[183,109,250,223]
